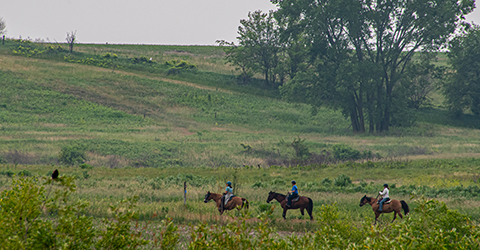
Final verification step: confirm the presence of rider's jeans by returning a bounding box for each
[379,198,389,211]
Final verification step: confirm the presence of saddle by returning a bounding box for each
[292,196,300,202]
[377,199,391,204]
[228,195,236,201]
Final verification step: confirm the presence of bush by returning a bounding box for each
[0,176,150,249]
[132,55,153,64]
[0,169,15,177]
[258,204,272,213]
[58,146,86,166]
[79,163,94,169]
[17,169,32,177]
[82,170,90,179]
[321,178,332,186]
[252,181,264,188]
[290,136,310,159]
[165,60,197,75]
[102,52,118,58]
[333,144,361,161]
[334,174,352,187]
[332,144,377,161]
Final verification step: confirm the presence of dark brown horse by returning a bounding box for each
[203,191,249,215]
[266,191,314,221]
[359,195,409,224]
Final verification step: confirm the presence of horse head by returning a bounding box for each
[266,191,275,203]
[359,195,371,207]
[204,191,211,203]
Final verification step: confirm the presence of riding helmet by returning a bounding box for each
[291,180,296,184]
[383,183,388,187]
[227,181,232,185]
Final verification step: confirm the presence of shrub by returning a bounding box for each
[102,52,118,58]
[333,144,361,161]
[0,176,150,249]
[165,60,197,75]
[0,169,15,177]
[321,178,332,186]
[79,163,94,169]
[252,181,264,188]
[148,177,163,190]
[258,204,272,213]
[290,136,310,159]
[17,169,32,177]
[334,174,352,187]
[132,55,153,64]
[58,146,86,166]
[82,170,90,179]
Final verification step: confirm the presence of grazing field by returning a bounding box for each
[1,40,480,248]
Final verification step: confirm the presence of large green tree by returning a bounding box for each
[274,0,474,133]
[444,25,480,116]
[444,26,480,115]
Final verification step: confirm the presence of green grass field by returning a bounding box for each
[1,39,480,237]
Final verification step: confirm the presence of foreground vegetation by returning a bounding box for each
[1,162,480,249]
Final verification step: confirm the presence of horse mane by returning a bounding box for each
[361,195,372,203]
[275,192,286,198]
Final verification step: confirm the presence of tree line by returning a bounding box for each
[217,0,477,133]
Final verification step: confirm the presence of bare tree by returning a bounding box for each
[66,31,76,53]
[0,18,6,35]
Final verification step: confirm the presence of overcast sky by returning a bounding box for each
[1,0,479,45]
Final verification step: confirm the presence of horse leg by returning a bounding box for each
[397,207,404,219]
[374,212,380,225]
[237,201,242,211]
[300,208,305,216]
[307,208,314,221]
[283,208,288,220]
[391,211,397,223]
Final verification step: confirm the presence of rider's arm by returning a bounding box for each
[379,189,385,195]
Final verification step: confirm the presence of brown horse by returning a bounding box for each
[359,195,410,224]
[203,191,249,215]
[266,191,314,221]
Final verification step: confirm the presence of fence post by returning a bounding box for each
[184,181,187,206]
[2,35,4,45]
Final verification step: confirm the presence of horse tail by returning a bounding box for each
[307,198,313,213]
[401,200,409,215]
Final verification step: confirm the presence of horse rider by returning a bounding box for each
[287,180,299,208]
[223,181,234,207]
[378,183,390,212]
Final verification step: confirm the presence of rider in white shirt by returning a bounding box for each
[378,183,390,212]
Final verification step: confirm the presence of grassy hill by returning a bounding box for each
[1,40,480,169]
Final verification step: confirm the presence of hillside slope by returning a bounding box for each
[1,41,480,167]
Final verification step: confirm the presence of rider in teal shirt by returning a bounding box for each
[287,180,299,207]
[224,181,233,206]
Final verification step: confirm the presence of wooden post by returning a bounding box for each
[184,181,187,206]
[2,35,4,45]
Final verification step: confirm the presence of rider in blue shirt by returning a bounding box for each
[287,180,299,208]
